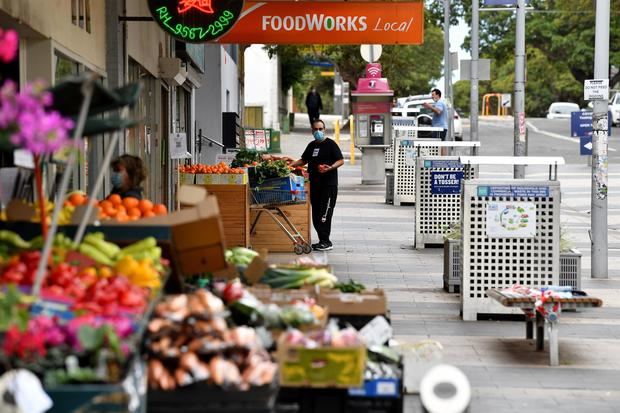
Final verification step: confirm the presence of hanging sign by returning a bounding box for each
[486,202,536,238]
[214,2,424,45]
[169,133,192,159]
[147,0,245,43]
[430,171,463,194]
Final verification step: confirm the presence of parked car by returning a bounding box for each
[546,102,580,119]
[396,95,462,140]
[610,90,620,126]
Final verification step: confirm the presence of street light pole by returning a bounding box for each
[513,0,526,178]
[470,0,479,142]
[591,0,610,279]
[444,0,453,141]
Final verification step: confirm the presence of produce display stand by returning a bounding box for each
[250,184,312,254]
[393,136,440,206]
[458,156,565,321]
[203,183,250,248]
[487,288,603,366]
[413,142,480,249]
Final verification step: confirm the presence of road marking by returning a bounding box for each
[527,121,617,152]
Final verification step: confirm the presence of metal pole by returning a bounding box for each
[444,0,453,141]
[349,114,356,165]
[591,0,610,278]
[513,0,526,178]
[470,0,479,142]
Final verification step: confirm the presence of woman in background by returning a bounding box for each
[109,154,146,200]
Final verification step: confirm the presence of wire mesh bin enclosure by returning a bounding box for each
[415,157,478,249]
[560,249,582,290]
[384,137,395,170]
[393,138,439,206]
[443,238,462,293]
[461,180,561,320]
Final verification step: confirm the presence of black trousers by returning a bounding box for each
[308,110,320,125]
[310,184,338,243]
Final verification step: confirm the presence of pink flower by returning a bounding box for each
[0,79,74,155]
[0,29,18,63]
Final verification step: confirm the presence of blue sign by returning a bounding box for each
[478,186,550,198]
[307,60,334,67]
[483,0,529,5]
[431,171,464,194]
[425,159,463,169]
[580,136,593,155]
[570,111,612,137]
[349,379,400,398]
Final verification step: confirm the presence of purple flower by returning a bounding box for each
[0,78,74,155]
[0,29,18,63]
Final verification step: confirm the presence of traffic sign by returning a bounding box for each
[570,111,612,137]
[361,45,382,62]
[580,136,593,156]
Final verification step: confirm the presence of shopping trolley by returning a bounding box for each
[250,187,312,255]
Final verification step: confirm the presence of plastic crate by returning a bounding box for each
[560,249,582,290]
[148,382,278,413]
[443,239,461,293]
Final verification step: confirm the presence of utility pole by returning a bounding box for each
[513,0,526,178]
[470,0,479,142]
[443,0,453,141]
[591,0,610,279]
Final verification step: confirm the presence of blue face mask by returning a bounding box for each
[111,171,123,188]
[313,130,325,141]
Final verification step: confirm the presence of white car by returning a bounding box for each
[610,90,620,126]
[546,102,580,119]
[396,95,463,140]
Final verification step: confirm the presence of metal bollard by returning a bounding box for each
[334,119,340,145]
[349,114,355,165]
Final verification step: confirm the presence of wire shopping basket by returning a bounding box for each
[250,188,307,207]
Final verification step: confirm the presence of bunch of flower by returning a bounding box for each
[0,28,18,63]
[0,80,74,155]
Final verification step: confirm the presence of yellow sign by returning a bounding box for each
[321,71,335,77]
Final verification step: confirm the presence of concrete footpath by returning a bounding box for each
[274,114,620,412]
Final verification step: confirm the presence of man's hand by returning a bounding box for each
[318,164,331,173]
[423,102,432,109]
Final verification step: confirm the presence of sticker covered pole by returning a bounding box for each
[591,0,610,279]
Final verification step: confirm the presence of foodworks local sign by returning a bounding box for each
[215,2,424,45]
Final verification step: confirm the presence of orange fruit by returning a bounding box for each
[153,204,167,216]
[127,207,142,218]
[99,200,113,210]
[143,210,156,218]
[116,205,127,215]
[123,197,139,209]
[116,212,128,222]
[69,193,87,206]
[103,205,117,217]
[108,194,122,206]
[138,199,154,213]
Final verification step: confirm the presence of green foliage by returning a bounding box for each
[458,0,620,116]
[0,285,30,332]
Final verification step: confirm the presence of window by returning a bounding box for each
[72,0,91,33]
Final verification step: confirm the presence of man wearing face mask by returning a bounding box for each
[290,119,344,251]
[108,154,147,200]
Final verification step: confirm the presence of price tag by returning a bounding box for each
[359,316,392,346]
[254,129,267,151]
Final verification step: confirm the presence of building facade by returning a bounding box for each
[0,0,242,208]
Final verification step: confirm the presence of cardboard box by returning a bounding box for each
[248,285,317,306]
[219,173,248,185]
[195,174,220,185]
[106,185,227,275]
[317,289,388,316]
[277,335,366,388]
[179,173,196,185]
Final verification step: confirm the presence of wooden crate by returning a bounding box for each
[203,184,250,248]
[250,185,311,252]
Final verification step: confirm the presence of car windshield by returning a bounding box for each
[551,104,578,113]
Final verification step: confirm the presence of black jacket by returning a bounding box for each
[305,92,323,111]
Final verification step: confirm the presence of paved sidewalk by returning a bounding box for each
[274,115,620,412]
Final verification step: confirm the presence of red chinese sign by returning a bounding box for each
[178,0,214,14]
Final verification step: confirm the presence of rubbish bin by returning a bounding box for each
[385,170,394,204]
